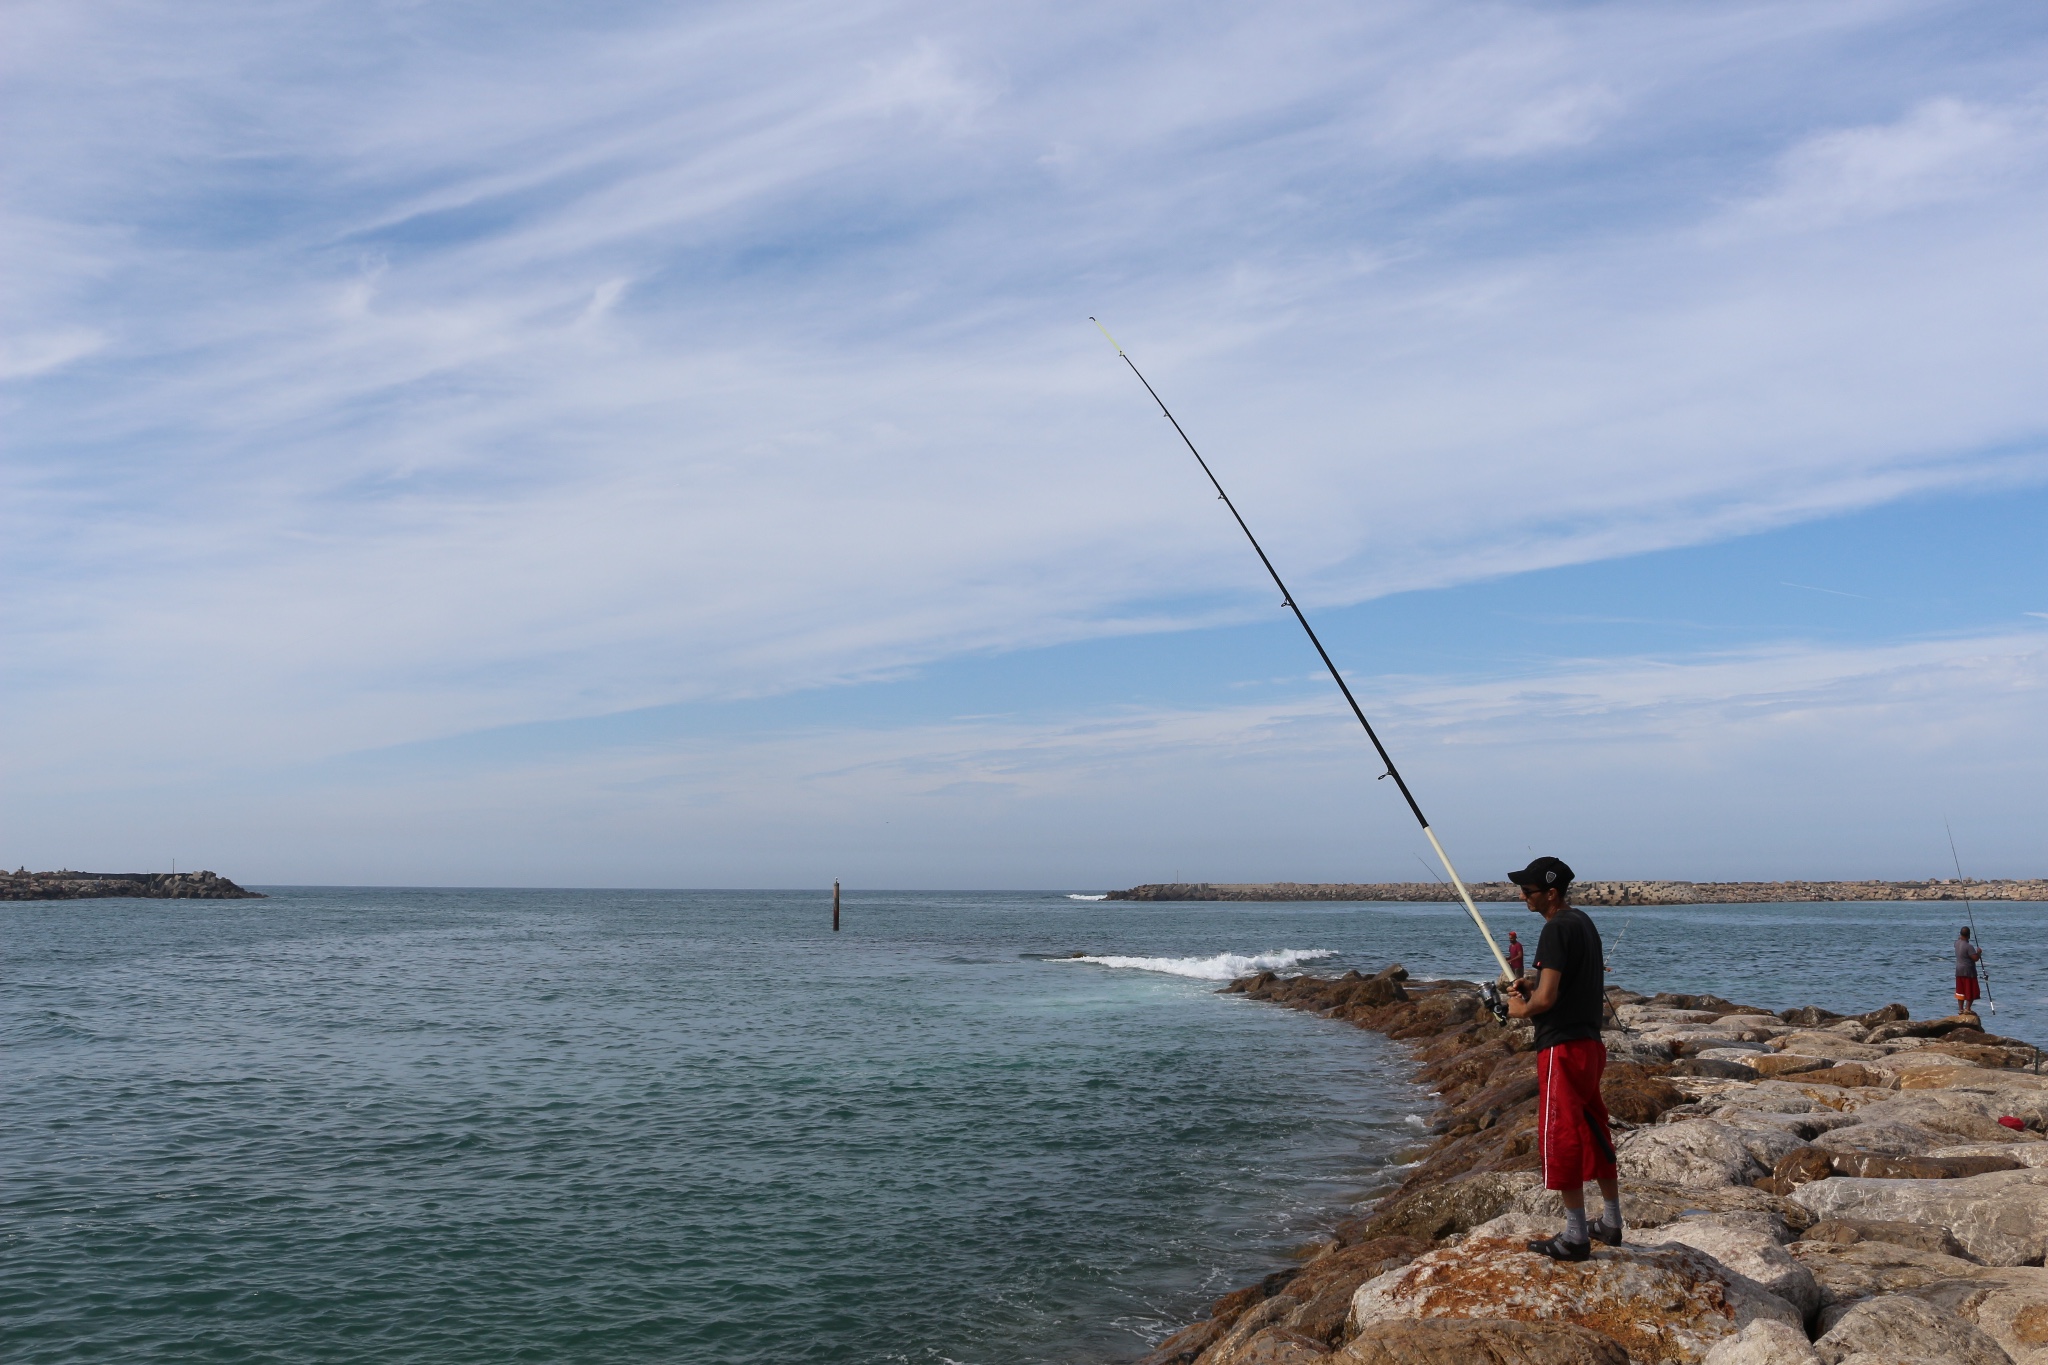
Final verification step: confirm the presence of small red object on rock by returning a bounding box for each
[1999,1116,2025,1130]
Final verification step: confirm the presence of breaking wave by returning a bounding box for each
[1063,948,1336,981]
[1066,894,1108,901]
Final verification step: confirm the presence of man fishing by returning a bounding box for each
[1506,930,1524,978]
[1505,856,1620,1261]
[1956,926,1984,1016]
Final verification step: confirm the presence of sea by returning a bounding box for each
[5,889,2042,1364]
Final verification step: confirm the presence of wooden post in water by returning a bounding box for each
[833,881,841,932]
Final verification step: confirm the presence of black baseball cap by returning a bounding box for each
[1508,856,1574,890]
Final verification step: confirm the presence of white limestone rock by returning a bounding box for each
[1350,1235,1802,1365]
[1911,1266,2048,1365]
[1813,1293,2013,1364]
[1790,1239,1985,1312]
[1601,1030,1675,1067]
[1791,1170,2048,1267]
[1931,1144,2048,1169]
[1620,1119,1778,1188]
[1635,1212,1821,1321]
[1700,1319,1823,1365]
[1772,1032,1891,1062]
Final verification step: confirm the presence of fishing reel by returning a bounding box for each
[1479,981,1510,1025]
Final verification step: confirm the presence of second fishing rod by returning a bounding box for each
[1092,319,1515,1004]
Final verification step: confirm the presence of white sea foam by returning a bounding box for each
[1066,893,1108,901]
[1065,948,1336,981]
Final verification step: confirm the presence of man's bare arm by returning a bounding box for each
[1509,967,1563,1018]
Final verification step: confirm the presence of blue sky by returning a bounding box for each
[3,0,2044,886]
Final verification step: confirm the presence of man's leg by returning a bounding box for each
[1573,1039,1622,1246]
[1528,1046,1593,1259]
[1592,1176,1622,1244]
[1557,1181,1588,1243]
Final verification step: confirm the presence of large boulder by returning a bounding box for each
[1682,1080,1861,1122]
[1601,1062,1688,1124]
[1602,1031,1677,1068]
[1212,1326,1333,1365]
[1618,1117,1805,1188]
[1790,1239,1985,1312]
[1812,1293,2013,1364]
[1816,1122,1960,1157]
[1634,1211,1821,1320]
[1914,1267,2048,1365]
[1720,1106,1863,1142]
[1764,1146,1840,1196]
[1778,1006,1847,1028]
[1899,1073,2048,1118]
[1800,1218,1977,1261]
[1771,1033,1890,1063]
[1869,1052,2002,1087]
[1460,1212,1575,1246]
[1197,1295,1302,1365]
[1277,1238,1433,1345]
[1931,1145,2048,1170]
[1790,1171,2048,1266]
[1800,1064,1893,1090]
[1560,1179,1796,1230]
[1334,1318,1629,1364]
[1142,1319,1226,1365]
[1867,1014,1996,1044]
[1699,1319,1823,1365]
[1361,1173,1542,1242]
[1839,1092,2041,1141]
[1350,1236,1803,1364]
[1663,1032,1772,1059]
[1900,1075,2048,1127]
[1747,1054,1833,1079]
[1824,1153,2024,1180]
[1672,1057,1767,1081]
[1620,1007,1725,1026]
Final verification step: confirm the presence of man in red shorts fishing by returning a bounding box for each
[1505,856,1619,1260]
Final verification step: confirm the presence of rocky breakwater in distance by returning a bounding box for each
[1137,968,2048,1365]
[1,869,265,900]
[1106,880,2048,905]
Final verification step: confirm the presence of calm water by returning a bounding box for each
[4,890,2042,1364]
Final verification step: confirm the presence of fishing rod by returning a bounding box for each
[1945,818,1994,1015]
[1092,318,1515,1002]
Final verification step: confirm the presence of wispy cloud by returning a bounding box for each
[2,1,2045,876]
[17,629,2037,886]
[1714,97,2044,238]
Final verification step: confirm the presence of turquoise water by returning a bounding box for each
[4,890,2042,1363]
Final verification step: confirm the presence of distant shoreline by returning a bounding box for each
[2,870,265,901]
[1107,878,2048,904]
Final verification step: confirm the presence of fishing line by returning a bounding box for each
[1092,318,1513,993]
[1944,817,1994,1015]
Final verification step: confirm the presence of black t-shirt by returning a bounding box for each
[1530,905,1605,1052]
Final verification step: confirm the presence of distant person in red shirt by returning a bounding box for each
[1956,928,1983,1014]
[1506,931,1525,978]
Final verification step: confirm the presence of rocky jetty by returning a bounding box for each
[0,869,264,900]
[1138,968,2048,1365]
[1107,879,2048,905]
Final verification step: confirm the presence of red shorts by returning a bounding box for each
[1539,1038,1616,1191]
[1957,976,1980,1002]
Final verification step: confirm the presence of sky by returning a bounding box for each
[3,0,2045,888]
